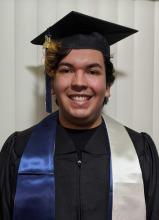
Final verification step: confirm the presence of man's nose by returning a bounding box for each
[71,70,88,90]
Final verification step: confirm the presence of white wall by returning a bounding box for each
[0,0,159,150]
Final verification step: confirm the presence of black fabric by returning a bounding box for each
[126,127,159,220]
[60,32,110,59]
[63,123,101,162]
[55,121,110,220]
[63,122,101,150]
[0,121,159,220]
[31,11,137,47]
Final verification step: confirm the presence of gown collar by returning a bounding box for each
[55,119,110,155]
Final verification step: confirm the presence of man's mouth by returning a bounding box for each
[68,95,92,102]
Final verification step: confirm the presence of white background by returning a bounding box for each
[0,0,159,150]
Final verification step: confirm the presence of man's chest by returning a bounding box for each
[54,152,110,220]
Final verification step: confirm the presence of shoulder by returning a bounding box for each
[102,113,158,159]
[0,111,59,159]
[125,126,158,159]
[0,126,34,160]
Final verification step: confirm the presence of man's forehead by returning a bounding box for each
[58,49,105,64]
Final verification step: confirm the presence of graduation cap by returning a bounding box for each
[31,11,138,112]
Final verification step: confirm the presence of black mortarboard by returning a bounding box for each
[31,11,138,112]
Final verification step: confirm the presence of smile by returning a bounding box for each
[69,95,92,102]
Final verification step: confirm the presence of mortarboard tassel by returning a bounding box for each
[45,73,52,113]
[43,34,53,113]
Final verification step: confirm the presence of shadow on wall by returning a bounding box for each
[114,70,128,79]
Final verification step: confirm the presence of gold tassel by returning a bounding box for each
[43,35,51,49]
[43,35,60,51]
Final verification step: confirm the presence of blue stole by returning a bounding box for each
[13,111,113,220]
[13,112,58,220]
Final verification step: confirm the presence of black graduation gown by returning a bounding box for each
[0,120,159,220]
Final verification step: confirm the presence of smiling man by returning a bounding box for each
[0,11,159,220]
[53,49,110,129]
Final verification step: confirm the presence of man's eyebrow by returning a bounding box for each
[86,63,102,69]
[58,62,73,67]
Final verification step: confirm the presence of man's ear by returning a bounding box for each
[105,86,110,98]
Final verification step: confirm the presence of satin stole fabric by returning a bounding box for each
[13,112,57,220]
[103,113,146,220]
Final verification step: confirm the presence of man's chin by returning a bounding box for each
[68,111,91,120]
[67,112,101,128]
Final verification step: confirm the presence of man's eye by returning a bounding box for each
[88,69,99,75]
[58,68,72,73]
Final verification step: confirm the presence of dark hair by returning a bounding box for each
[45,47,71,77]
[104,58,115,88]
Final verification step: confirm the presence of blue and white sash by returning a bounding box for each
[13,112,146,220]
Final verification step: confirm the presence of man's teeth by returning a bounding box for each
[71,96,88,101]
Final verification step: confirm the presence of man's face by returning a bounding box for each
[53,49,110,129]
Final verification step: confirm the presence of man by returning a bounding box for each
[0,11,159,220]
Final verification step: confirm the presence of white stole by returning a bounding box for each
[103,114,146,220]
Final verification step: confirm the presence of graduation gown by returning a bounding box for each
[0,117,159,220]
